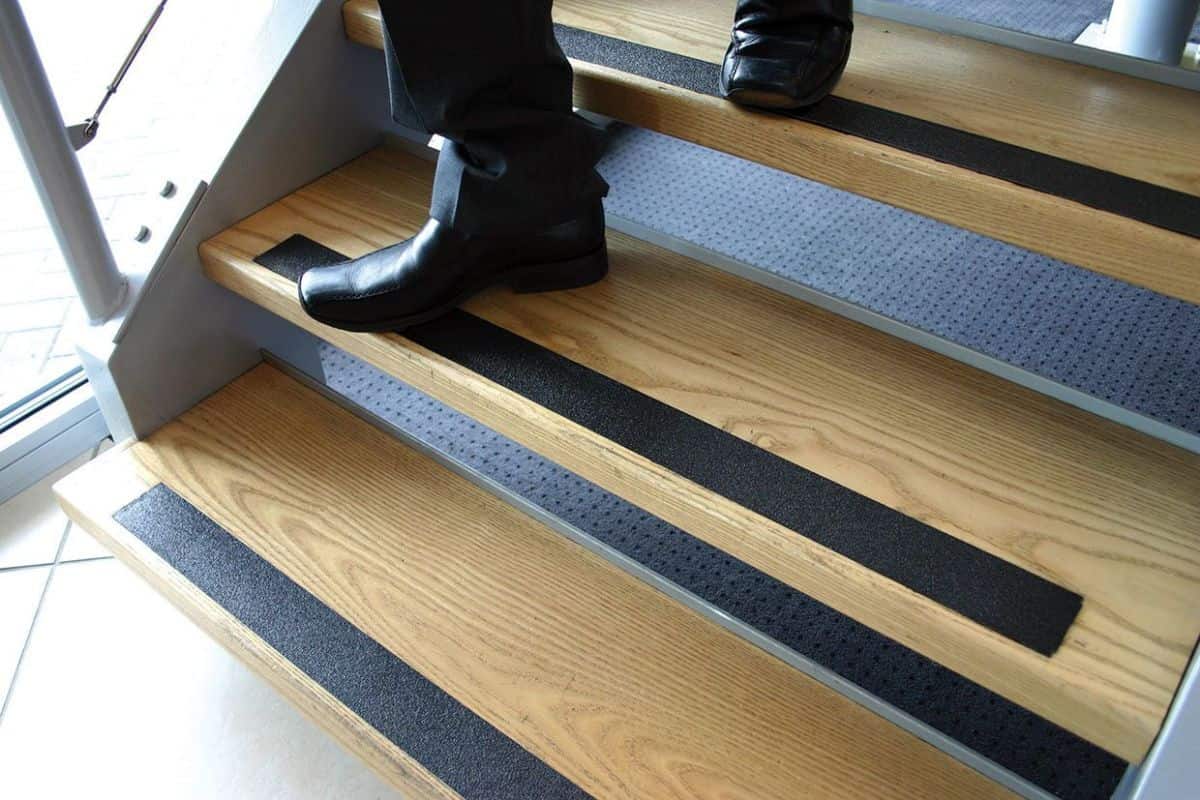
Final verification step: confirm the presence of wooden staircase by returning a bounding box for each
[55,2,1200,798]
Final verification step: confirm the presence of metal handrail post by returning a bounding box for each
[1106,0,1200,65]
[0,0,126,323]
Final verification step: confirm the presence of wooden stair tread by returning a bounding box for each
[343,0,1200,306]
[53,365,1014,800]
[199,145,1200,762]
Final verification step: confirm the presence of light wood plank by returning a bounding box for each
[200,146,1200,761]
[56,366,1016,800]
[342,0,1200,306]
[53,442,462,800]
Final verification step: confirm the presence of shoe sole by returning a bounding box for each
[299,240,610,334]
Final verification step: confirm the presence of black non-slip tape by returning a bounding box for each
[255,235,1083,657]
[553,24,1200,241]
[115,484,589,800]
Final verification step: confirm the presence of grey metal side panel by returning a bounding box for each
[1123,648,1200,800]
[81,0,392,439]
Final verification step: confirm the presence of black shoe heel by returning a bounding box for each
[510,242,609,294]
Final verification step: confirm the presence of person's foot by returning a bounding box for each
[720,0,853,110]
[298,203,608,332]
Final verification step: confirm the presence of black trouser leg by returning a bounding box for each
[377,0,608,235]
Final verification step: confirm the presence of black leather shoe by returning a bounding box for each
[721,0,853,110]
[298,204,608,332]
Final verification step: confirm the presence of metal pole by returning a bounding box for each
[0,0,126,323]
[1105,0,1200,65]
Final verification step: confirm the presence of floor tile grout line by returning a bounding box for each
[0,441,102,724]
[0,562,56,575]
[0,521,70,724]
[55,555,116,568]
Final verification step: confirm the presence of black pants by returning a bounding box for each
[378,1,608,235]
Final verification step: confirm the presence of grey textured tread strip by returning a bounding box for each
[115,484,589,800]
[255,235,1084,657]
[885,0,1111,41]
[883,0,1200,45]
[554,24,1200,238]
[312,342,1126,800]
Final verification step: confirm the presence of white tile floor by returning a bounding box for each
[0,441,403,799]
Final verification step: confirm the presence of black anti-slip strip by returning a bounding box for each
[553,24,1200,240]
[116,484,589,800]
[256,236,1083,656]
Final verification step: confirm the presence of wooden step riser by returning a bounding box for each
[200,145,1200,763]
[343,0,1200,306]
[54,365,1015,800]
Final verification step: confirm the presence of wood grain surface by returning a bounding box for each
[54,366,1016,799]
[341,0,1200,306]
[199,146,1200,761]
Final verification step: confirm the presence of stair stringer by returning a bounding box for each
[78,0,396,440]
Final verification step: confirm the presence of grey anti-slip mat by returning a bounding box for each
[255,235,1085,658]
[115,483,590,800]
[888,1,1200,44]
[552,24,1200,239]
[887,0,1111,41]
[313,342,1127,800]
